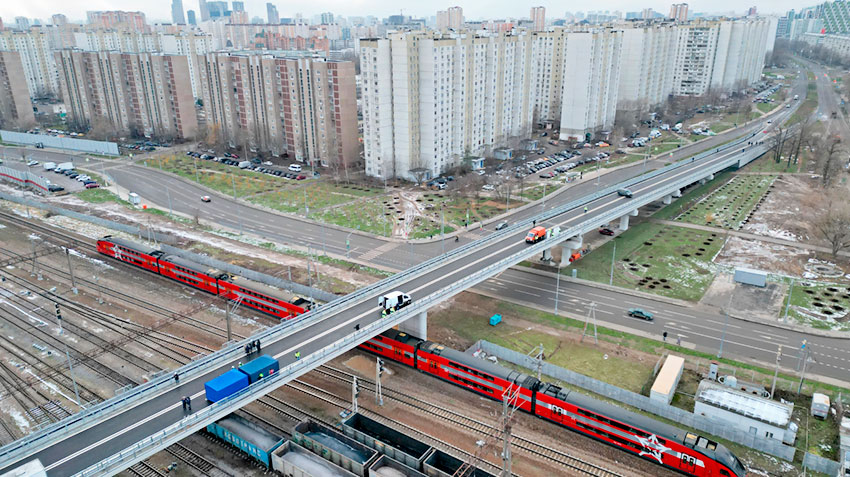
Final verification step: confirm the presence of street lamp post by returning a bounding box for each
[554,265,561,315]
[346,232,352,258]
[783,279,794,322]
[609,241,616,286]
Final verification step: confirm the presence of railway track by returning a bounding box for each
[126,461,166,477]
[311,366,623,477]
[166,442,232,477]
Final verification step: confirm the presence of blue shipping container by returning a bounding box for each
[239,355,279,383]
[205,369,250,403]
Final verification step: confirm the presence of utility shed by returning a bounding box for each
[650,355,685,405]
[695,380,796,444]
[734,268,767,287]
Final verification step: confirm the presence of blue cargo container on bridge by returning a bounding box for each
[204,369,249,403]
[239,354,279,383]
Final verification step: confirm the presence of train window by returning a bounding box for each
[719,471,730,477]
[696,437,709,448]
[684,433,698,446]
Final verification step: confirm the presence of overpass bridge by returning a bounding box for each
[0,101,799,477]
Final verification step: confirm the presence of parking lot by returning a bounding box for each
[184,150,310,181]
[0,157,93,193]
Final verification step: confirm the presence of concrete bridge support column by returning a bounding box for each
[560,236,584,267]
[672,189,682,198]
[398,310,428,340]
[618,209,639,231]
[541,248,553,262]
[707,174,714,181]
[663,195,673,205]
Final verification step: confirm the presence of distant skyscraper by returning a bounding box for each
[748,6,757,16]
[530,6,545,31]
[14,17,30,30]
[172,0,186,24]
[51,14,68,26]
[437,6,463,30]
[320,12,334,24]
[669,3,688,22]
[232,1,245,12]
[641,8,656,20]
[199,0,210,21]
[267,3,279,24]
[206,1,228,19]
[187,10,197,25]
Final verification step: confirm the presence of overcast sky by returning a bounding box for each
[2,0,812,23]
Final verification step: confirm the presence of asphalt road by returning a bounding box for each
[478,269,850,385]
[0,113,797,476]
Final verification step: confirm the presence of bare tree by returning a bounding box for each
[410,168,429,186]
[818,137,844,187]
[768,127,792,164]
[789,119,814,168]
[815,189,850,257]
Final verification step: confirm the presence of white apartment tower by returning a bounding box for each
[436,7,464,30]
[617,24,678,114]
[360,30,533,180]
[531,7,546,32]
[669,3,689,22]
[559,29,622,140]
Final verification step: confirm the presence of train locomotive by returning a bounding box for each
[96,236,307,320]
[361,329,747,477]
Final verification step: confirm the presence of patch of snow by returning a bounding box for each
[68,249,114,270]
[744,222,799,242]
[0,404,31,432]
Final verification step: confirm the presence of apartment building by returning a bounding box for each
[800,31,850,58]
[0,51,36,128]
[819,0,850,33]
[559,29,622,139]
[669,4,689,22]
[86,11,148,32]
[436,7,464,31]
[194,52,358,169]
[617,24,678,114]
[360,30,533,180]
[0,29,60,98]
[530,7,546,32]
[55,49,198,139]
[672,19,772,96]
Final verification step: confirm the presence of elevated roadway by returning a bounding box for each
[0,99,798,475]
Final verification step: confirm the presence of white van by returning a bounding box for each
[43,162,56,171]
[288,164,302,172]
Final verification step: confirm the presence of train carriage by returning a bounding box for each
[360,329,422,368]
[156,255,223,294]
[217,275,305,320]
[96,236,162,273]
[415,342,537,413]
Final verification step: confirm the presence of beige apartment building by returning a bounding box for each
[55,49,198,139]
[0,29,61,98]
[195,52,358,170]
[0,51,35,128]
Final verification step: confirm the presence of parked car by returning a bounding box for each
[627,308,654,321]
[288,164,302,172]
[27,160,38,166]
[48,184,64,192]
[482,184,495,191]
[201,196,211,202]
[85,183,100,189]
[599,228,615,236]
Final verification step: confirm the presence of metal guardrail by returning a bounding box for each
[0,123,769,470]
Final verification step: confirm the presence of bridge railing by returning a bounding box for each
[0,126,763,469]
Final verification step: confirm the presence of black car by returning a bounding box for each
[495,221,509,230]
[48,184,64,192]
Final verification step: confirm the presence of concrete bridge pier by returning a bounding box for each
[560,236,584,267]
[673,189,682,198]
[398,310,428,340]
[663,195,673,205]
[619,209,639,231]
[541,248,553,262]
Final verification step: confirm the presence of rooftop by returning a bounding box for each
[696,380,793,427]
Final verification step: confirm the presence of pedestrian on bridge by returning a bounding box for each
[181,398,186,411]
[295,351,301,360]
[676,336,682,346]
[662,331,667,342]
[174,373,179,384]
[255,340,261,352]
[583,206,588,213]
[185,397,192,412]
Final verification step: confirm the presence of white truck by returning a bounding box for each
[54,162,74,173]
[238,160,251,169]
[378,291,411,312]
[43,162,56,171]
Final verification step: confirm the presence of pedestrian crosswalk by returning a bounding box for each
[358,241,399,261]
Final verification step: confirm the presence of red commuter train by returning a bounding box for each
[97,236,307,320]
[361,329,747,477]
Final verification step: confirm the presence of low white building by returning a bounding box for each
[694,380,797,445]
[650,355,684,405]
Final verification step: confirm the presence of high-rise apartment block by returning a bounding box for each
[187,10,197,25]
[669,3,689,22]
[0,29,61,98]
[0,51,36,128]
[436,7,464,30]
[55,49,198,139]
[530,7,546,32]
[617,24,678,114]
[672,19,772,96]
[195,52,358,168]
[360,30,533,180]
[172,0,186,25]
[86,11,148,32]
[819,0,850,33]
[267,3,280,24]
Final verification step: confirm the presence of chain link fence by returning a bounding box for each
[469,340,797,461]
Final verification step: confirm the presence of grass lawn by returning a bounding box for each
[710,122,735,133]
[675,175,776,230]
[652,170,734,221]
[756,102,776,114]
[313,198,395,236]
[567,222,725,302]
[147,155,288,197]
[248,182,376,215]
[781,281,850,331]
[75,187,128,204]
[520,183,562,201]
[743,154,800,173]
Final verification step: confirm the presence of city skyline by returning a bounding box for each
[1,1,810,23]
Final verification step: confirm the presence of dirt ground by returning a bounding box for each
[715,236,814,277]
[700,272,788,321]
[741,175,819,245]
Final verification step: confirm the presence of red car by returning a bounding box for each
[599,228,615,236]
[296,175,306,180]
[85,183,100,189]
